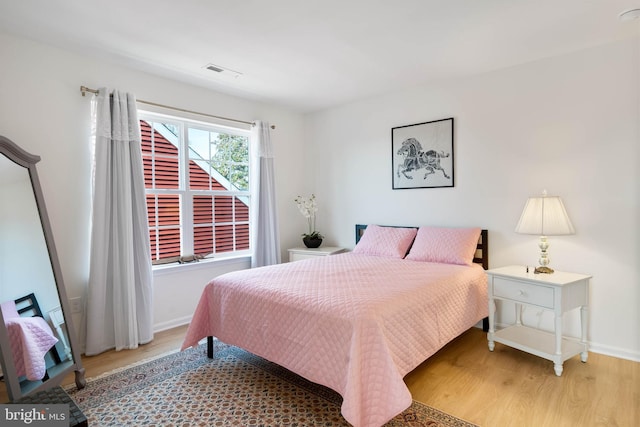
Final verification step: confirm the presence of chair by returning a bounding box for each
[14,293,62,365]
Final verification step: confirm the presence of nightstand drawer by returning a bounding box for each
[487,265,591,376]
[493,277,554,308]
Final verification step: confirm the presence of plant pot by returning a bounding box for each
[302,236,322,248]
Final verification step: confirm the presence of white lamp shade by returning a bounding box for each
[515,196,575,236]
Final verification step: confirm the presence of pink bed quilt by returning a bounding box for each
[182,253,488,427]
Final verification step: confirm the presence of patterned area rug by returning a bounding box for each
[66,340,477,426]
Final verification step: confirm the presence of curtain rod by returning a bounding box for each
[80,86,275,129]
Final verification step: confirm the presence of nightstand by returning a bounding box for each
[288,246,345,262]
[48,306,72,361]
[486,265,591,376]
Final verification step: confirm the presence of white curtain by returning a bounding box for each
[85,88,154,355]
[251,121,281,267]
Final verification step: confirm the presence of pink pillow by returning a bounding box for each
[406,226,481,265]
[353,225,417,258]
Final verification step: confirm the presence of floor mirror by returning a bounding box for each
[0,135,86,401]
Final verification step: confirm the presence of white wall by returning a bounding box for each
[306,38,640,361]
[0,32,308,344]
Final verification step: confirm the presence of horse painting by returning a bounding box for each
[396,137,451,180]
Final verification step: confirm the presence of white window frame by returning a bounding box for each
[139,110,252,264]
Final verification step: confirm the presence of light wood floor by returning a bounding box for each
[405,328,639,427]
[3,326,638,426]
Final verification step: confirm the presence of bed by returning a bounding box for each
[182,224,489,427]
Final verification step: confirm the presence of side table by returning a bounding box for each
[48,306,72,361]
[486,265,591,376]
[288,246,345,262]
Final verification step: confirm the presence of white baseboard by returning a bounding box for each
[588,342,640,363]
[153,315,192,334]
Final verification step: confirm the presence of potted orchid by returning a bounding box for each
[294,194,324,248]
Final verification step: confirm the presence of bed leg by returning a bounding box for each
[482,317,489,332]
[207,336,214,358]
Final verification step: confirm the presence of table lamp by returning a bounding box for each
[515,190,575,274]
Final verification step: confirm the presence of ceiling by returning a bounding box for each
[1,1,638,113]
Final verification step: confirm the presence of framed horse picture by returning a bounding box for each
[392,117,454,189]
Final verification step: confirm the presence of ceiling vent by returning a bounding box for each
[205,64,224,73]
[203,63,242,78]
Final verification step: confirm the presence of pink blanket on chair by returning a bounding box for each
[182,253,487,427]
[1,301,58,381]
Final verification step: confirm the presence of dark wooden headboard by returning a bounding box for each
[355,224,489,270]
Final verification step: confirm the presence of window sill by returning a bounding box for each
[152,254,251,277]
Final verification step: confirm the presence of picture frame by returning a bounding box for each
[391,117,454,189]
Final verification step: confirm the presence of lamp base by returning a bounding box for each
[534,266,555,274]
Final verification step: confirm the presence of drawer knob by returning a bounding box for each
[517,290,526,297]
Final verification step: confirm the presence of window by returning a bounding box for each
[139,112,251,264]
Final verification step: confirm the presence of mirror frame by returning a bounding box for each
[0,135,86,401]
